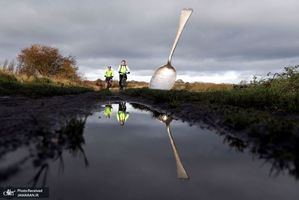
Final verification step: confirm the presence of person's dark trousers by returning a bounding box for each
[119,74,127,89]
[118,102,126,112]
[105,77,112,89]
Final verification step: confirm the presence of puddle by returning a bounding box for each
[0,102,298,200]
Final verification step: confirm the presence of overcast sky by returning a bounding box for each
[1,0,299,83]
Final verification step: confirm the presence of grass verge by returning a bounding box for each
[123,66,299,113]
[0,70,92,97]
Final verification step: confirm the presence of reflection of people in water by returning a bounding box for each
[117,102,129,126]
[103,104,113,118]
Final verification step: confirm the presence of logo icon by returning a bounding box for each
[3,189,16,197]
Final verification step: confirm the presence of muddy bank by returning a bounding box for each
[119,93,299,135]
[0,93,99,135]
[0,93,113,159]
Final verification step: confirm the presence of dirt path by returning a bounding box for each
[0,93,102,135]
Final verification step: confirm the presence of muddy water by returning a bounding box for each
[0,102,298,200]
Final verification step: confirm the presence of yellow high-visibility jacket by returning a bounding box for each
[104,106,113,118]
[117,111,129,122]
[105,69,114,78]
[118,65,130,75]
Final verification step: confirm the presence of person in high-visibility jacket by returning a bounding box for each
[117,102,129,126]
[104,66,114,89]
[103,104,113,118]
[117,60,130,90]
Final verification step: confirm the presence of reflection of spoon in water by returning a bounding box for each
[158,115,189,179]
[149,8,193,90]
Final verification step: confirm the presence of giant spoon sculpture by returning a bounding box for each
[158,114,189,179]
[149,8,193,90]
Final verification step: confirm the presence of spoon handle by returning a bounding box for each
[166,124,189,179]
[168,8,193,63]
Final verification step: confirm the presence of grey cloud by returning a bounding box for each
[1,0,299,82]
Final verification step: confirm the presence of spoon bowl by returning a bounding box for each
[149,62,176,90]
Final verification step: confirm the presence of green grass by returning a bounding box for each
[0,70,92,97]
[123,66,299,113]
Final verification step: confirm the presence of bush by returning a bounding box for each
[17,44,80,81]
